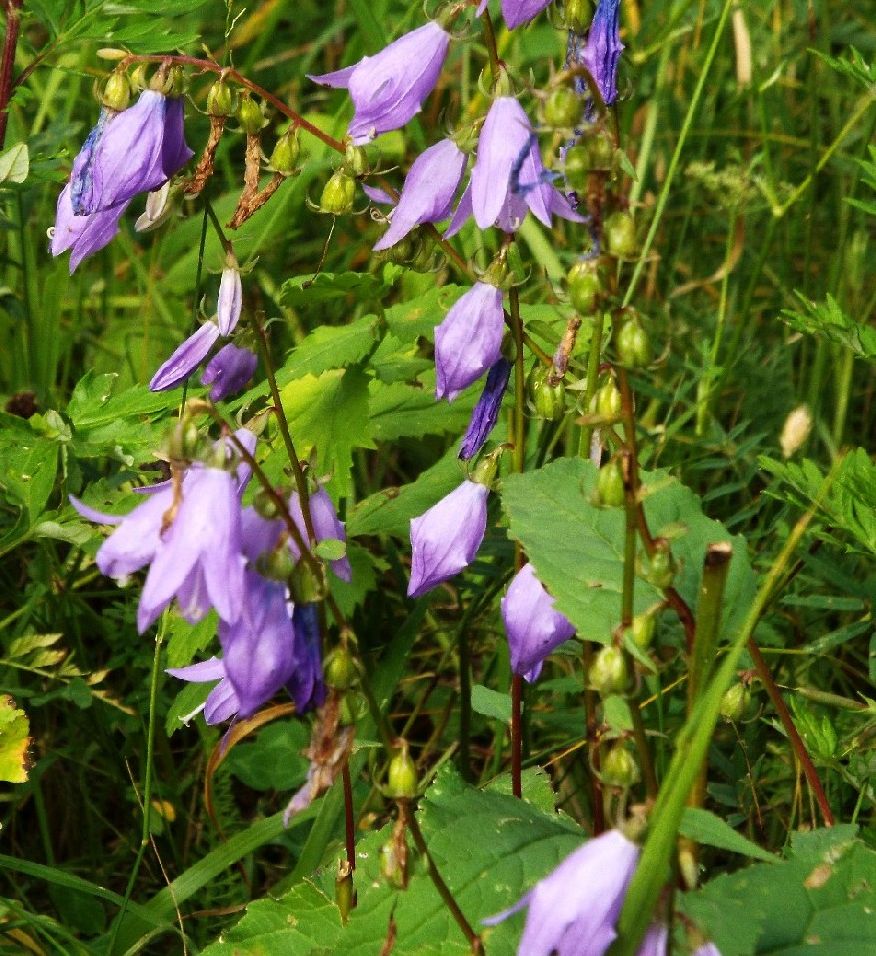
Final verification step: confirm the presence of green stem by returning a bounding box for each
[458,625,473,783]
[578,312,605,458]
[480,9,502,85]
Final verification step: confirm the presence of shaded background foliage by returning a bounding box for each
[0,0,874,952]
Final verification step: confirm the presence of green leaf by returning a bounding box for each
[224,722,310,791]
[315,538,347,561]
[276,315,382,384]
[369,376,474,442]
[280,271,382,308]
[679,807,777,863]
[279,366,375,499]
[384,285,466,344]
[471,683,512,723]
[780,293,876,360]
[501,458,756,642]
[165,613,217,669]
[486,766,558,815]
[0,696,30,783]
[0,143,29,184]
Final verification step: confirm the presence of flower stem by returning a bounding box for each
[578,312,605,458]
[480,10,502,85]
[342,761,357,872]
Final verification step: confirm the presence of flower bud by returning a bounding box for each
[253,488,282,520]
[593,379,622,419]
[237,96,265,134]
[566,259,602,314]
[604,211,638,259]
[130,63,150,92]
[780,405,812,458]
[380,835,408,889]
[320,170,356,214]
[544,87,583,129]
[387,741,418,799]
[596,460,625,507]
[641,540,675,590]
[588,645,627,697]
[344,141,370,177]
[168,66,186,97]
[339,690,368,724]
[528,366,566,421]
[584,133,614,172]
[259,542,297,582]
[632,612,656,650]
[206,78,237,117]
[719,683,751,722]
[324,646,356,691]
[564,0,591,31]
[615,313,650,368]
[289,560,325,604]
[269,128,300,174]
[101,71,131,112]
[470,446,502,488]
[563,145,590,192]
[135,182,176,233]
[335,861,355,922]
[601,743,640,788]
[165,416,200,463]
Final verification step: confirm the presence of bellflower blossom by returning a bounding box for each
[149,322,221,392]
[446,97,583,237]
[201,344,258,401]
[287,486,353,582]
[70,90,193,216]
[166,656,243,725]
[638,924,669,956]
[217,266,243,335]
[582,0,624,107]
[219,569,298,717]
[459,357,512,460]
[51,184,130,273]
[435,283,505,401]
[373,139,467,251]
[502,563,575,682]
[499,0,554,30]
[289,603,327,713]
[408,480,489,598]
[484,829,639,955]
[309,22,450,144]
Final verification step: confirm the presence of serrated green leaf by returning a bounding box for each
[280,271,382,307]
[0,143,28,184]
[780,293,876,359]
[679,807,777,862]
[276,315,381,384]
[369,375,474,442]
[471,683,512,723]
[0,696,30,783]
[501,458,756,642]
[165,613,217,669]
[384,285,466,343]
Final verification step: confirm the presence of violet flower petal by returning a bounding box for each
[583,0,624,107]
[217,267,243,335]
[407,480,489,597]
[459,357,512,460]
[471,97,533,230]
[444,182,474,238]
[501,0,554,30]
[289,602,326,713]
[434,283,505,401]
[201,343,257,401]
[637,924,669,956]
[51,184,129,274]
[149,322,220,392]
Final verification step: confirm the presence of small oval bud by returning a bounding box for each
[206,78,237,117]
[320,170,356,215]
[596,460,625,507]
[380,837,408,889]
[101,71,131,112]
[632,612,656,649]
[387,742,418,799]
[325,647,356,691]
[344,142,370,177]
[259,542,297,582]
[165,417,200,462]
[601,743,640,788]
[604,211,638,259]
[289,560,325,604]
[339,690,368,724]
[269,128,300,174]
[237,96,265,134]
[719,683,750,722]
[588,645,627,697]
[253,488,281,520]
[641,541,675,590]
[564,0,591,31]
[470,447,501,488]
[780,405,812,458]
[566,259,601,314]
[615,313,650,368]
[585,133,614,172]
[563,145,590,192]
[593,379,622,419]
[528,366,566,421]
[130,63,150,92]
[545,87,583,128]
[168,66,186,97]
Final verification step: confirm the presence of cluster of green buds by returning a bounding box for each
[614,308,650,368]
[564,129,615,192]
[528,365,567,421]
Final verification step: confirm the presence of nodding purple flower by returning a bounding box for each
[69,91,193,216]
[166,656,243,725]
[217,266,243,335]
[201,344,257,401]
[289,602,326,713]
[446,97,583,236]
[51,183,130,273]
[502,563,575,682]
[373,138,467,251]
[219,569,298,718]
[71,464,246,633]
[435,283,505,402]
[500,0,554,30]
[408,480,489,598]
[287,487,352,583]
[582,0,624,107]
[459,357,512,460]
[484,829,640,955]
[309,22,450,144]
[150,322,221,392]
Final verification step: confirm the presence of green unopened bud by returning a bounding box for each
[596,460,625,507]
[615,313,650,368]
[566,259,602,314]
[130,63,150,92]
[563,145,590,192]
[545,87,583,128]
[632,612,656,649]
[339,690,368,724]
[289,559,324,604]
[165,416,200,462]
[206,78,237,117]
[408,233,436,271]
[387,741,418,799]
[604,211,638,259]
[641,540,675,590]
[380,835,408,889]
[320,170,356,214]
[601,743,640,787]
[269,128,300,174]
[593,379,622,419]
[589,645,627,697]
[325,647,357,691]
[719,683,751,722]
[253,488,281,520]
[237,96,265,134]
[335,861,356,922]
[168,66,186,97]
[528,366,566,421]
[101,72,131,112]
[584,132,614,172]
[471,446,502,488]
[259,542,296,582]
[564,0,592,32]
[344,142,370,177]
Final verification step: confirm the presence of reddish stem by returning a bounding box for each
[0,1,24,149]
